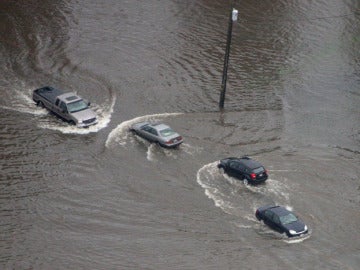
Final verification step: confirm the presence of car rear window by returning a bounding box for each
[253,167,265,174]
[160,128,176,137]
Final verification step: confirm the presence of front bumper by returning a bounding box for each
[77,118,98,128]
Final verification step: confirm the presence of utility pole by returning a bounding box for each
[219,7,238,109]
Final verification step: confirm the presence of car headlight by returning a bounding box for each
[304,225,308,231]
[289,230,297,235]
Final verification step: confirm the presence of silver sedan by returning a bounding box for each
[130,122,183,148]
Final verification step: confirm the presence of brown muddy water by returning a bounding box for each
[1,0,359,269]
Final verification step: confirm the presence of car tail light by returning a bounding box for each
[250,173,256,179]
[166,136,182,145]
[265,169,268,174]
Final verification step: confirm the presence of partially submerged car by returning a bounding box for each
[256,205,308,237]
[33,86,97,128]
[217,156,268,185]
[130,122,183,148]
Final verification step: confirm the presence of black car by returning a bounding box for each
[217,156,268,185]
[256,205,308,237]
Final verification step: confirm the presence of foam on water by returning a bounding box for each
[0,88,48,116]
[145,143,184,162]
[283,233,311,244]
[197,162,246,216]
[247,178,291,203]
[146,143,158,162]
[179,143,203,156]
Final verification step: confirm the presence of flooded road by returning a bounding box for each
[1,0,359,269]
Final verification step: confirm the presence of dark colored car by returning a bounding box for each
[217,156,268,185]
[130,122,183,148]
[255,205,308,237]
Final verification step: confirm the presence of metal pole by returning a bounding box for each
[219,7,236,109]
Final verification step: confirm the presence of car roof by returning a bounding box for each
[225,157,263,169]
[61,92,81,102]
[150,123,171,131]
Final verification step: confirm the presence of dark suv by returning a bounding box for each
[255,205,308,237]
[217,156,268,185]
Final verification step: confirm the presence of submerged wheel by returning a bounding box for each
[69,120,76,125]
[243,178,249,185]
[37,101,44,108]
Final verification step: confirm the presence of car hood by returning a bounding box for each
[284,221,306,233]
[71,108,97,121]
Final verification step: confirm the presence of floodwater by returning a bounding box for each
[1,0,359,269]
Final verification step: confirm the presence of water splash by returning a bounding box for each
[1,88,115,134]
[37,99,115,134]
[197,161,299,238]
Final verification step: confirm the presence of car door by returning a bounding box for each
[236,163,246,179]
[271,214,284,233]
[53,98,63,116]
[54,98,61,113]
[148,127,159,142]
[264,210,284,234]
[143,126,158,142]
[141,126,154,140]
[59,101,70,120]
[263,210,274,228]
[227,161,239,177]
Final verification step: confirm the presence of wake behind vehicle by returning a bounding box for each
[130,122,183,148]
[256,205,309,237]
[33,86,98,128]
[217,156,268,185]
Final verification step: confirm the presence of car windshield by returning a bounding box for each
[67,100,88,113]
[159,128,176,137]
[253,167,265,174]
[279,213,298,225]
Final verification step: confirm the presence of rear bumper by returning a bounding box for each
[161,141,183,148]
[249,177,267,185]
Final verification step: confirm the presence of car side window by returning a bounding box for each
[60,102,67,112]
[264,210,273,220]
[272,215,280,224]
[229,161,238,169]
[149,128,158,136]
[238,164,245,172]
[143,126,154,134]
